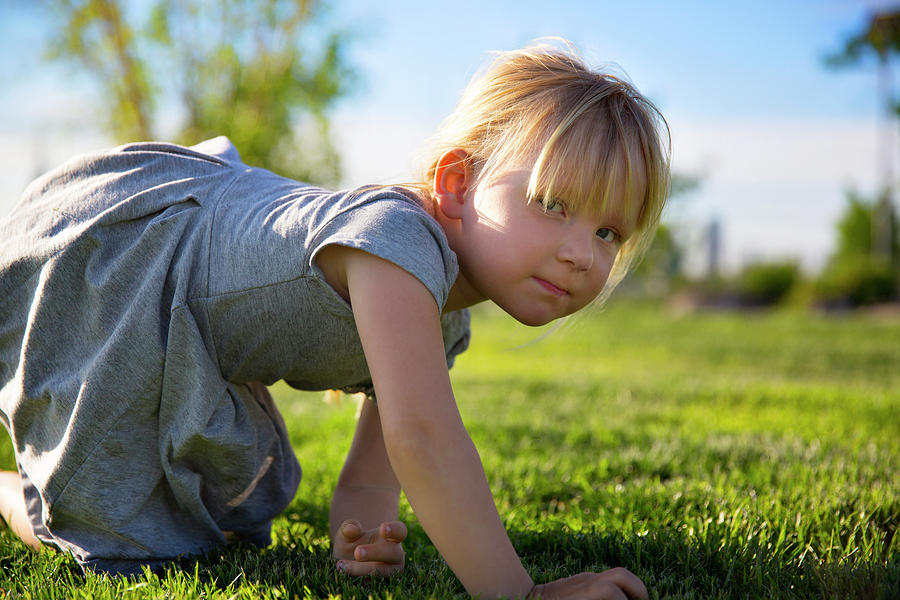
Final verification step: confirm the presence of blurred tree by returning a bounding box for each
[630,223,683,288]
[815,191,899,306]
[46,0,353,184]
[833,192,879,261]
[735,261,799,306]
[669,173,701,199]
[827,9,900,267]
[827,10,900,113]
[624,173,698,296]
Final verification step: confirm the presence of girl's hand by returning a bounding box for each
[528,569,649,600]
[332,518,407,577]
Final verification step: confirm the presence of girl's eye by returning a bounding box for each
[538,197,566,214]
[596,227,619,243]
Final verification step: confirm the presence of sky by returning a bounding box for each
[1,0,898,274]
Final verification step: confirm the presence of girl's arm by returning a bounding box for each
[330,397,401,538]
[329,396,409,576]
[334,246,533,598]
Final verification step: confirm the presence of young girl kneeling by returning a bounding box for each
[0,43,669,599]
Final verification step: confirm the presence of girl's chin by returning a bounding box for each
[509,310,559,328]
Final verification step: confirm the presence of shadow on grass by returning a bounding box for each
[180,522,899,599]
[511,527,899,600]
[2,504,895,599]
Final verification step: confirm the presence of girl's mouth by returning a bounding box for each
[533,277,567,296]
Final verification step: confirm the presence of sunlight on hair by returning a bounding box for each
[419,39,672,311]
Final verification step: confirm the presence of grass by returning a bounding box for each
[0,301,897,599]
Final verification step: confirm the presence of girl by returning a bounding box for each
[0,43,669,599]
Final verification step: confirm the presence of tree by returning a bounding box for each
[827,9,900,275]
[621,174,699,296]
[829,191,899,264]
[815,192,899,306]
[827,11,900,109]
[46,0,353,185]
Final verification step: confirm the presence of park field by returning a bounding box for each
[1,302,898,598]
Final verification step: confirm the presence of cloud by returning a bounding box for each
[670,116,881,187]
[330,110,886,273]
[0,130,112,215]
[668,115,884,273]
[331,107,441,189]
[2,112,886,276]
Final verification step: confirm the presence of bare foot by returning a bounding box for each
[0,471,43,551]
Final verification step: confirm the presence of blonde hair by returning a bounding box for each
[419,41,671,307]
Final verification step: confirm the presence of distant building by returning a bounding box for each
[706,217,721,278]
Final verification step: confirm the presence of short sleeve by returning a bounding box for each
[308,192,459,311]
[304,189,472,400]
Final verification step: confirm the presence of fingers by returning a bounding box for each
[339,519,406,544]
[353,537,404,564]
[531,569,648,600]
[601,567,648,599]
[336,558,404,578]
[338,519,363,543]
[353,520,406,563]
[379,520,408,543]
[334,519,406,576]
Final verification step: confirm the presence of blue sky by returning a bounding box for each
[1,0,897,273]
[332,0,879,120]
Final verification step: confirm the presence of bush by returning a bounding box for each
[735,261,800,306]
[814,256,898,307]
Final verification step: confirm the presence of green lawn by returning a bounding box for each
[1,302,898,599]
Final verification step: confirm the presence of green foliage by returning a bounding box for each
[625,174,700,293]
[1,304,898,598]
[815,191,899,307]
[826,10,900,117]
[627,224,684,295]
[836,193,877,258]
[830,191,898,263]
[815,255,897,307]
[668,173,701,198]
[826,10,900,64]
[49,0,155,141]
[45,0,353,184]
[734,261,799,306]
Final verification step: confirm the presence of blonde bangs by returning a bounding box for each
[527,100,639,221]
[418,41,671,307]
[526,81,671,308]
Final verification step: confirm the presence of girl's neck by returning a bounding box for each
[406,187,485,313]
[444,275,486,313]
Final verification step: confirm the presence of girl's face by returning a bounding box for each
[451,167,644,326]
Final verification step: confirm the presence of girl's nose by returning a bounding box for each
[557,227,594,271]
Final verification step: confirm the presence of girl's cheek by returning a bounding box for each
[594,263,614,291]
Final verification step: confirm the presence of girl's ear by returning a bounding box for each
[433,149,472,220]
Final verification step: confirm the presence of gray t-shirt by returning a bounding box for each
[0,136,470,573]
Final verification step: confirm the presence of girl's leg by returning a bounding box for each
[0,470,43,550]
